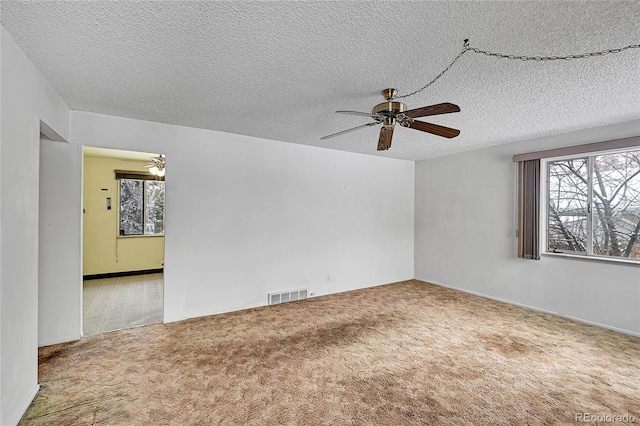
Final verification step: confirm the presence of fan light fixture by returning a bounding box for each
[145,154,166,177]
[321,88,461,151]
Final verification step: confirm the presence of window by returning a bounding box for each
[119,178,165,236]
[546,149,640,260]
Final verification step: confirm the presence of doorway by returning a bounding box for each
[82,147,166,335]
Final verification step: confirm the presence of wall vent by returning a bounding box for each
[268,288,308,306]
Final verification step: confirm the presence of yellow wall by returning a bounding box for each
[83,155,165,275]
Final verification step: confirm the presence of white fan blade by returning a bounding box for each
[336,111,385,120]
[321,122,381,140]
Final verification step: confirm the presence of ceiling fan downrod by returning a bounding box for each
[372,88,407,128]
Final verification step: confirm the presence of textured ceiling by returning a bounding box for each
[2,1,639,161]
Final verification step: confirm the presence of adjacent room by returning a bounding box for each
[82,147,165,335]
[1,1,638,425]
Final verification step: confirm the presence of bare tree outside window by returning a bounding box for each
[120,179,165,236]
[547,149,640,260]
[548,158,588,253]
[120,179,144,235]
[592,151,640,258]
[145,180,165,235]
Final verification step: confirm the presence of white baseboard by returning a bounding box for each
[38,332,82,348]
[415,277,640,338]
[7,384,40,426]
[163,278,415,324]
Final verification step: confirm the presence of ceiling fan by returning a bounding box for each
[321,88,461,151]
[144,154,166,177]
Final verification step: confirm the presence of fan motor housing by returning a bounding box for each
[372,101,406,126]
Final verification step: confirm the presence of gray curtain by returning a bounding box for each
[517,159,540,260]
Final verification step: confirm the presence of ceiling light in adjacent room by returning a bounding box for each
[145,154,166,177]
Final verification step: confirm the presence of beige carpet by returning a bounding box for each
[83,273,163,336]
[22,280,639,425]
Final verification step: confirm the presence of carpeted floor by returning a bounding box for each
[22,280,639,425]
[83,273,164,335]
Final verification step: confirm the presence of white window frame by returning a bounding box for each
[540,146,640,265]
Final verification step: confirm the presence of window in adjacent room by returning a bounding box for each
[119,178,165,236]
[545,148,640,260]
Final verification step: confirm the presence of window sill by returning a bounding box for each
[117,234,164,239]
[542,252,640,267]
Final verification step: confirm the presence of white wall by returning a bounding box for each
[0,24,4,426]
[71,111,415,323]
[0,26,70,426]
[415,120,640,336]
[0,24,3,426]
[39,138,82,346]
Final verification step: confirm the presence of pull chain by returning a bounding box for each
[397,39,640,99]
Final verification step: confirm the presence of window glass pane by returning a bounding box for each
[120,179,144,235]
[592,150,640,259]
[144,180,165,235]
[548,158,588,252]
